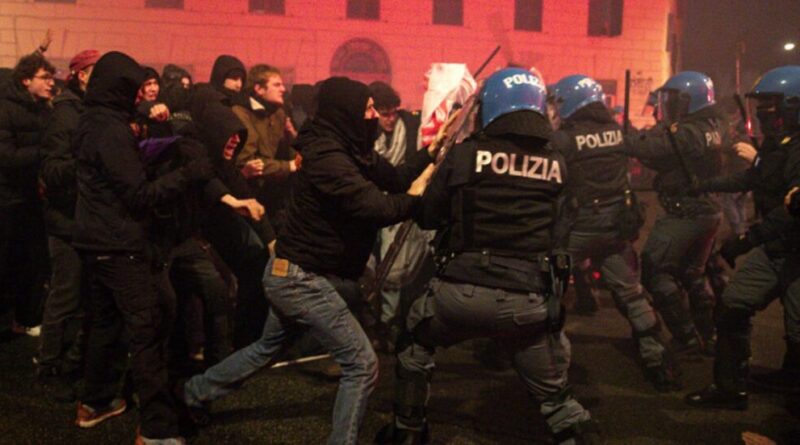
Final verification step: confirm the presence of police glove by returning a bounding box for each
[719,233,755,268]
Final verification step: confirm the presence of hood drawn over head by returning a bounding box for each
[313,76,375,157]
[191,85,247,163]
[210,55,246,92]
[84,51,146,116]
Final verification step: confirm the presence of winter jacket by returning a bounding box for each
[233,96,295,182]
[191,85,275,244]
[40,86,83,238]
[0,81,52,207]
[73,51,197,253]
[276,77,431,280]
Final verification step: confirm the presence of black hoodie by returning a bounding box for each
[73,51,197,253]
[191,85,275,243]
[276,76,432,280]
[0,78,52,206]
[209,55,246,104]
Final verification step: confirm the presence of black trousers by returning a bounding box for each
[169,238,233,365]
[0,203,49,327]
[81,253,178,439]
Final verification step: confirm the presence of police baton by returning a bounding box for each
[623,69,631,134]
[733,94,760,150]
[361,46,501,304]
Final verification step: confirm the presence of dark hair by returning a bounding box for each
[368,81,401,110]
[247,64,281,92]
[12,53,55,87]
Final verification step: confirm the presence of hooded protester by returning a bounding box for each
[208,54,246,104]
[181,77,435,445]
[0,52,55,337]
[160,64,193,134]
[190,85,275,347]
[73,51,212,443]
[36,48,100,402]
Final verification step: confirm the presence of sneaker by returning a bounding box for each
[134,429,187,445]
[685,384,748,410]
[75,398,127,428]
[11,321,41,337]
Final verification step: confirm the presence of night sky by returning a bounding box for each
[683,0,800,97]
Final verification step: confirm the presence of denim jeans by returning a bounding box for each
[184,257,378,445]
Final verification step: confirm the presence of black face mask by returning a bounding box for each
[757,107,783,138]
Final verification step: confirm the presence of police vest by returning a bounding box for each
[441,136,565,259]
[653,115,726,199]
[552,118,628,205]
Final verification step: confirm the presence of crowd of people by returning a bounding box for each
[1,33,799,445]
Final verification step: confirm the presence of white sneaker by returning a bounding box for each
[11,322,41,337]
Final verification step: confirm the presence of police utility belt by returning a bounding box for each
[437,249,570,332]
[658,194,713,218]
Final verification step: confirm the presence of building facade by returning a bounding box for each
[1,0,679,127]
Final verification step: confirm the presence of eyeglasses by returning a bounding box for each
[33,74,55,82]
[378,108,399,118]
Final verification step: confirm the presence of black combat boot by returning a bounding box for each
[685,307,750,410]
[750,340,800,393]
[636,327,682,392]
[374,422,429,445]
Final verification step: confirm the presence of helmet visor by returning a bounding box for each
[746,94,782,139]
[656,89,685,123]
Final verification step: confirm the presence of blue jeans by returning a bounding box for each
[184,257,378,445]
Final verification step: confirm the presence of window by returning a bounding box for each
[145,0,183,9]
[433,0,463,26]
[514,0,543,31]
[588,0,623,37]
[250,0,285,14]
[347,0,379,20]
[331,38,391,85]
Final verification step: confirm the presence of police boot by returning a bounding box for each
[685,308,750,410]
[750,340,800,393]
[374,422,429,445]
[656,294,704,354]
[637,328,683,392]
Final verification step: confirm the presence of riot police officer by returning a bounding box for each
[550,75,678,391]
[375,68,596,445]
[686,66,800,408]
[624,71,728,354]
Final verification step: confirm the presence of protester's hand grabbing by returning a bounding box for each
[734,142,757,163]
[785,186,800,217]
[149,103,170,122]
[407,164,435,196]
[428,109,462,158]
[241,159,265,178]
[221,195,264,221]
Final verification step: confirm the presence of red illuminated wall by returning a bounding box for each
[1,0,677,127]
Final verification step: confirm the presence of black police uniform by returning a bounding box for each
[687,134,800,407]
[552,103,674,387]
[380,112,592,443]
[625,104,728,349]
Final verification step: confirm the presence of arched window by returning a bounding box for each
[330,38,391,85]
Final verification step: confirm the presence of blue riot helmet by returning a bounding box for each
[551,74,606,119]
[656,71,715,123]
[480,67,547,129]
[747,65,800,138]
